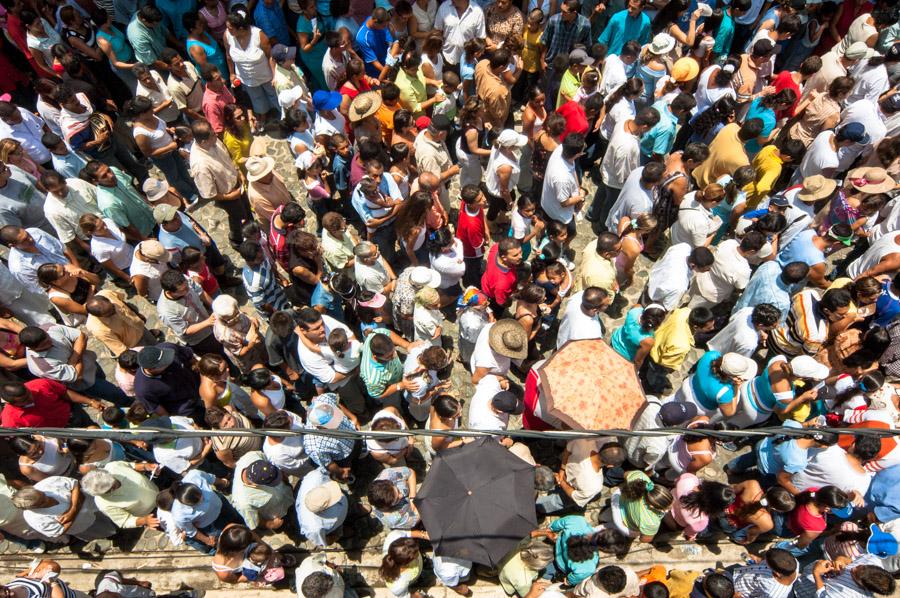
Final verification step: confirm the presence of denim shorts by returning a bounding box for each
[244,81,279,115]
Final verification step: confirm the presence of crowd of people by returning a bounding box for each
[0,0,899,596]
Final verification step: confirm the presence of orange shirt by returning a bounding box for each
[375,102,400,145]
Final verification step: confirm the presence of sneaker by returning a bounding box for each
[27,541,46,554]
[185,195,201,212]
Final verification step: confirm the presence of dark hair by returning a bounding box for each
[854,566,896,595]
[688,246,715,269]
[820,287,852,313]
[766,548,798,577]
[683,142,711,165]
[565,535,597,563]
[688,306,714,329]
[593,566,628,593]
[562,133,586,160]
[738,118,764,142]
[643,581,670,598]
[829,76,855,98]
[18,327,49,349]
[217,524,254,554]
[620,476,673,511]
[782,261,810,284]
[241,368,274,390]
[702,573,734,598]
[174,483,203,506]
[693,95,737,139]
[635,107,661,129]
[300,572,335,598]
[852,434,883,462]
[679,481,735,517]
[796,485,848,509]
[640,306,667,331]
[433,395,460,418]
[427,227,455,257]
[779,138,805,163]
[605,78,644,111]
[160,269,187,292]
[368,479,400,510]
[750,303,780,328]
[380,537,419,582]
[652,0,688,33]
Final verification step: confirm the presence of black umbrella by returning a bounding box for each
[413,437,537,567]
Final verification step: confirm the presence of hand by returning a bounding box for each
[57,512,74,526]
[400,378,420,392]
[849,491,865,508]
[433,91,446,102]
[229,73,240,87]
[760,85,777,97]
[813,560,835,578]
[499,437,514,448]
[497,377,510,390]
[143,515,161,529]
[691,8,703,19]
[202,535,216,547]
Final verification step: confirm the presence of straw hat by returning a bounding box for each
[488,319,529,360]
[847,167,896,194]
[246,156,276,182]
[138,239,168,261]
[649,33,676,55]
[672,57,700,82]
[348,91,383,123]
[142,177,169,202]
[796,175,837,203]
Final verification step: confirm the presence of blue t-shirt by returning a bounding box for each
[689,351,736,412]
[549,515,599,585]
[713,11,734,56]
[611,307,653,360]
[158,212,204,254]
[640,100,678,158]
[776,229,825,269]
[874,279,900,327]
[744,97,776,155]
[755,419,805,475]
[597,9,651,55]
[355,21,393,78]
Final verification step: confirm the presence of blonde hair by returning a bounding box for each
[415,287,440,308]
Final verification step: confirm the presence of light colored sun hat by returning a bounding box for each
[649,33,676,55]
[720,353,758,380]
[138,239,168,260]
[142,177,169,202]
[152,203,178,224]
[488,319,529,360]
[410,266,441,288]
[348,91,383,123]
[211,294,240,318]
[797,175,838,203]
[304,481,343,514]
[497,129,529,148]
[246,156,276,182]
[847,167,896,194]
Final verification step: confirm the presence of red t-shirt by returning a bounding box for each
[788,502,827,535]
[456,205,486,258]
[557,101,589,141]
[481,243,517,307]
[1,379,71,428]
[772,71,801,119]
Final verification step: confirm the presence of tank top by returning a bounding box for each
[188,33,228,81]
[424,414,459,456]
[199,3,227,39]
[25,438,73,475]
[485,149,521,197]
[531,133,555,184]
[459,123,486,155]
[638,62,667,105]
[225,27,272,87]
[747,355,791,414]
[260,378,286,411]
[133,117,174,152]
[694,65,736,114]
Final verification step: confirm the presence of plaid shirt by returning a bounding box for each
[540,13,592,62]
[242,259,290,319]
[302,393,357,472]
[733,563,796,598]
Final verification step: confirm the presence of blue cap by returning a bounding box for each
[312,90,342,112]
[868,524,899,557]
[831,504,854,519]
[837,122,870,145]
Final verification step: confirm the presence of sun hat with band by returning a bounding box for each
[304,481,344,514]
[246,156,276,183]
[790,355,831,381]
[312,90,342,112]
[488,319,529,361]
[349,91,383,123]
[142,177,169,203]
[847,167,896,194]
[308,401,345,429]
[212,294,240,319]
[797,175,837,203]
[827,224,855,247]
[496,129,529,148]
[138,239,168,261]
[649,33,676,55]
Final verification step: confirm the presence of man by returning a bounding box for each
[542,134,585,242]
[733,260,809,320]
[776,225,852,289]
[13,477,116,543]
[577,233,621,303]
[359,329,417,408]
[670,184,726,248]
[162,49,204,122]
[837,96,891,171]
[557,439,626,509]
[355,8,393,77]
[0,262,54,327]
[802,41,867,99]
[296,471,348,548]
[238,241,290,320]
[296,555,350,598]
[433,0,486,69]
[0,101,50,166]
[475,50,512,130]
[232,453,293,531]
[733,548,799,598]
[323,32,352,91]
[573,566,641,598]
[42,133,87,179]
[0,378,98,428]
[134,343,206,422]
[735,40,776,107]
[597,0,651,55]
[81,463,160,530]
[0,162,51,233]
[641,306,715,394]
[768,287,852,357]
[708,303,781,357]
[157,269,223,356]
[86,161,155,242]
[154,205,233,286]
[692,119,764,189]
[793,556,895,598]
[85,292,157,357]
[190,119,252,248]
[470,319,528,384]
[0,225,74,294]
[557,287,610,348]
[599,40,640,97]
[603,162,665,235]
[413,115,458,212]
[646,244,714,311]
[468,380,523,431]
[743,139,806,208]
[353,241,397,295]
[40,171,101,256]
[558,94,603,141]
[688,233,766,308]
[592,108,660,232]
[625,401,698,470]
[481,238,523,315]
[796,123,868,182]
[126,5,171,69]
[641,94,696,163]
[200,65,237,135]
[19,325,129,406]
[246,156,292,229]
[303,394,363,480]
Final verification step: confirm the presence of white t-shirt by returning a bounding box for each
[354,259,390,293]
[130,246,168,301]
[563,438,607,507]
[510,208,533,242]
[433,1,486,65]
[413,305,443,347]
[467,375,509,431]
[25,476,97,538]
[791,445,873,496]
[707,307,760,357]
[797,131,838,181]
[670,192,722,248]
[694,239,750,303]
[647,242,693,310]
[470,322,511,376]
[556,290,605,349]
[604,167,654,232]
[296,315,354,388]
[600,119,640,189]
[429,238,466,289]
[152,416,203,474]
[322,338,361,374]
[600,98,635,141]
[90,219,133,270]
[263,411,308,474]
[600,54,627,98]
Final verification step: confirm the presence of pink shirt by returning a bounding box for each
[670,473,709,539]
[202,87,236,134]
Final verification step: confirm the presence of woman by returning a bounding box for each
[205,405,262,468]
[427,227,466,306]
[598,78,643,147]
[485,0,524,48]
[819,175,889,235]
[456,97,491,189]
[775,486,851,556]
[637,36,675,106]
[212,524,275,584]
[243,367,287,418]
[409,0,438,46]
[686,94,737,147]
[743,89,797,156]
[613,470,674,543]
[367,407,414,466]
[0,139,44,180]
[663,420,720,477]
[395,190,432,266]
[816,0,875,54]
[391,109,418,161]
[513,283,547,356]
[222,103,253,173]
[199,0,227,42]
[484,129,527,223]
[420,32,444,84]
[339,58,376,118]
[59,6,128,104]
[0,316,27,372]
[185,11,229,78]
[733,354,828,428]
[666,474,734,540]
[817,325,890,379]
[426,394,465,457]
[128,96,197,200]
[610,304,666,368]
[21,10,62,79]
[617,213,656,288]
[36,262,98,327]
[651,0,703,47]
[728,426,839,489]
[197,353,255,416]
[788,76,854,147]
[389,143,413,200]
[719,483,796,544]
[693,58,739,115]
[674,350,756,420]
[531,112,565,192]
[95,8,138,91]
[294,0,329,91]
[224,12,279,122]
[519,87,546,193]
[286,229,324,306]
[12,436,76,482]
[380,535,426,598]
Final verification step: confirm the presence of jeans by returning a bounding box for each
[726,449,758,474]
[82,368,131,407]
[218,195,254,247]
[244,81,280,115]
[371,225,398,265]
[152,151,198,200]
[462,256,483,288]
[639,358,674,395]
[587,181,622,232]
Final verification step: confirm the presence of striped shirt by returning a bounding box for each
[7,577,78,598]
[242,259,290,319]
[770,289,828,356]
[360,327,404,398]
[793,554,881,598]
[620,470,666,536]
[733,562,797,598]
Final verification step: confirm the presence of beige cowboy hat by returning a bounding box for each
[847,167,896,194]
[349,91,383,123]
[245,156,276,182]
[797,175,837,203]
[488,319,529,361]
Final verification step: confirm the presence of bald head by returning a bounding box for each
[418,172,440,192]
[191,119,214,144]
[85,296,115,317]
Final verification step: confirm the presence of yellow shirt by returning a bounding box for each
[692,123,749,189]
[395,67,429,116]
[223,125,252,174]
[743,144,784,208]
[522,27,543,74]
[649,307,695,370]
[577,238,619,294]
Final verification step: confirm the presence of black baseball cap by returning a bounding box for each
[492,391,525,415]
[430,114,452,132]
[246,459,280,486]
[137,345,175,370]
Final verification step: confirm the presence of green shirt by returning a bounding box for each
[360,327,404,398]
[126,16,168,65]
[557,69,581,108]
[620,470,666,537]
[96,167,155,237]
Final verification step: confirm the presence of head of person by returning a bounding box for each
[82,468,122,497]
[199,63,226,90]
[697,183,726,209]
[819,287,852,322]
[137,4,163,28]
[0,381,34,407]
[688,306,715,333]
[765,548,798,584]
[559,0,581,22]
[699,573,734,598]
[620,475,673,511]
[581,287,612,315]
[679,480,735,517]
[85,295,118,320]
[688,246,715,273]
[369,6,390,28]
[798,485,848,514]
[11,487,54,509]
[497,238,523,267]
[566,534,598,564]
[82,160,118,187]
[851,566,896,596]
[518,537,554,571]
[634,107,661,135]
[738,118,765,143]
[561,133,586,162]
[683,143,711,170]
[18,327,53,351]
[300,572,336,598]
[595,232,621,259]
[380,537,420,582]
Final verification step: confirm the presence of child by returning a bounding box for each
[573,68,601,103]
[510,195,544,261]
[358,177,401,240]
[518,8,545,101]
[501,34,525,87]
[455,184,490,288]
[414,287,443,347]
[173,125,194,161]
[286,107,316,157]
[356,290,388,337]
[460,38,486,99]
[78,214,133,285]
[456,287,492,364]
[115,350,140,399]
[328,133,353,203]
[433,71,461,122]
[296,327,362,395]
[181,246,220,298]
[297,152,333,231]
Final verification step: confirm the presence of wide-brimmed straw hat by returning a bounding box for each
[488,319,529,360]
[348,91,383,123]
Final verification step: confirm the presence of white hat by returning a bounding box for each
[304,481,343,514]
[245,156,276,182]
[308,400,346,430]
[211,295,240,318]
[720,353,758,380]
[410,266,441,288]
[278,86,305,110]
[649,33,676,55]
[294,150,317,171]
[497,129,529,148]
[790,355,831,381]
[844,41,872,60]
[142,177,169,202]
